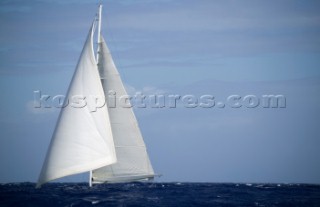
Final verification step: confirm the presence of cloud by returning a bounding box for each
[31,0,174,6]
[103,0,320,62]
[33,0,94,5]
[125,84,166,95]
[110,1,320,32]
[111,0,174,5]
[0,5,31,13]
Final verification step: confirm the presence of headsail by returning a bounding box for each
[36,23,117,188]
[92,36,155,183]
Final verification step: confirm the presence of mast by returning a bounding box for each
[89,171,93,187]
[89,3,103,188]
[96,4,102,62]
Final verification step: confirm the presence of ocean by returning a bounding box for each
[1,182,319,206]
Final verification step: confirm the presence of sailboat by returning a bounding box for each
[36,4,155,188]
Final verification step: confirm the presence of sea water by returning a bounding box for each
[1,182,319,206]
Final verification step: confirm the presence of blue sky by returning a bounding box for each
[0,0,320,183]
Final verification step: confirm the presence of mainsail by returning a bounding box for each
[37,5,155,187]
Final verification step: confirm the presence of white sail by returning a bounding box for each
[36,23,117,188]
[92,36,155,183]
[37,5,156,187]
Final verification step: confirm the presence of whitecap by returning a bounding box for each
[91,200,100,205]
